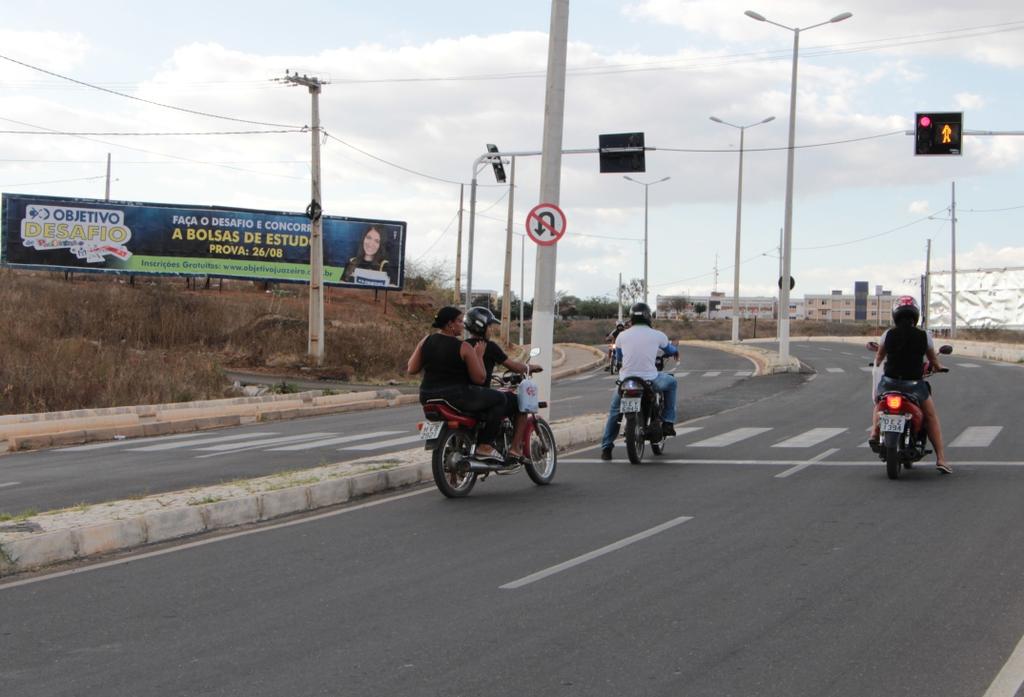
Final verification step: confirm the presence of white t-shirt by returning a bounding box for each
[616,325,670,380]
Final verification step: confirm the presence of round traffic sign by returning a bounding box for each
[525,203,567,246]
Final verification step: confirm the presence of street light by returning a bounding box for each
[623,175,671,306]
[710,115,775,343]
[745,8,851,364]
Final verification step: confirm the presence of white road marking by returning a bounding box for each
[675,372,690,378]
[734,371,753,377]
[194,433,334,458]
[841,352,858,357]
[552,396,583,404]
[569,372,598,382]
[0,488,435,591]
[0,482,20,489]
[772,428,847,448]
[949,426,1003,448]
[826,367,845,373]
[819,348,833,352]
[957,362,981,368]
[341,434,422,451]
[688,427,771,448]
[500,515,694,590]
[268,431,403,451]
[860,366,875,372]
[703,371,721,377]
[774,448,839,479]
[983,631,1024,697]
[129,432,276,452]
[59,431,209,452]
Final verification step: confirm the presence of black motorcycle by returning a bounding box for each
[616,376,667,464]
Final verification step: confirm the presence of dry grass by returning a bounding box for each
[0,270,435,414]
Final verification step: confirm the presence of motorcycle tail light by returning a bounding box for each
[885,395,903,411]
[623,389,643,397]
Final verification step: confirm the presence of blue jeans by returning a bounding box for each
[600,372,678,450]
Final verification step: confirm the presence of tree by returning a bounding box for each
[576,295,618,319]
[620,278,646,307]
[693,301,707,318]
[667,295,688,318]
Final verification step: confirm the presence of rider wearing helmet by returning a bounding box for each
[605,322,626,343]
[600,302,679,460]
[869,295,950,473]
[464,306,542,461]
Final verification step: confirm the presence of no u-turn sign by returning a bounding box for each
[525,203,567,246]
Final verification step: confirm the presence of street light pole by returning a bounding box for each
[623,175,670,306]
[710,115,774,343]
[745,9,852,364]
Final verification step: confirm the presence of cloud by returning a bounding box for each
[908,200,930,214]
[955,92,985,110]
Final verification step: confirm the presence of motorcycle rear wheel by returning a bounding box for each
[625,414,645,464]
[432,429,477,497]
[524,418,557,485]
[884,430,902,480]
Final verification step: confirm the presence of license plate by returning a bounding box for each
[620,397,642,414]
[879,414,906,433]
[420,421,443,440]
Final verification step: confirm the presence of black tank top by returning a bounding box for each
[420,333,470,391]
[883,325,929,380]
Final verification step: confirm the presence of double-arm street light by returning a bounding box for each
[745,8,852,363]
[623,175,671,305]
[710,115,775,343]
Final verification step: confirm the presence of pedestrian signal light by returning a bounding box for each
[914,112,962,156]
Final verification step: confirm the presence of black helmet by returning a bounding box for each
[465,306,500,336]
[615,322,624,330]
[629,302,653,326]
[891,295,920,326]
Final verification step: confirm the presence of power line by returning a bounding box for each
[412,208,461,262]
[0,52,302,129]
[657,130,904,154]
[793,211,942,250]
[960,204,1024,213]
[0,128,304,136]
[0,174,106,188]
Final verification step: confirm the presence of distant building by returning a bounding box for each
[804,282,892,324]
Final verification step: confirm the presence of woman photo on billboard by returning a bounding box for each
[342,225,396,285]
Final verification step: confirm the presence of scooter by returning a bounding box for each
[867,341,952,479]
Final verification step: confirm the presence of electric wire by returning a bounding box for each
[412,208,461,262]
[0,129,304,136]
[0,53,302,129]
[0,174,106,188]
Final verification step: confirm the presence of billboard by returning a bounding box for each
[1,193,406,289]
[928,267,1024,330]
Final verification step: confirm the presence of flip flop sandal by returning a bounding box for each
[936,462,953,475]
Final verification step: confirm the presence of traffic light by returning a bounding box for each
[914,112,962,156]
[485,143,506,183]
[599,132,646,173]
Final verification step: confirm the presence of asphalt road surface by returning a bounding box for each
[2,341,1023,696]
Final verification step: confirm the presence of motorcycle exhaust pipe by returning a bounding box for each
[467,460,505,473]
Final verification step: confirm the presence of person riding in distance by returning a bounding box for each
[406,306,507,463]
[869,295,951,474]
[462,306,543,462]
[605,322,626,343]
[600,302,679,461]
[342,225,396,285]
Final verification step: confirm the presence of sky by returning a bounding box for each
[2,0,1023,304]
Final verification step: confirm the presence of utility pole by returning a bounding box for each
[950,181,957,338]
[500,156,517,343]
[531,0,570,417]
[924,238,931,330]
[519,232,526,346]
[454,183,464,304]
[617,272,623,322]
[104,153,111,201]
[284,71,327,364]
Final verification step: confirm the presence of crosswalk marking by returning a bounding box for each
[949,426,1002,448]
[734,371,752,377]
[826,367,845,373]
[341,434,422,451]
[195,433,334,452]
[860,366,875,372]
[59,431,209,452]
[268,431,404,451]
[675,372,690,378]
[772,428,847,448]
[704,371,721,377]
[957,363,981,368]
[129,432,276,452]
[688,427,772,448]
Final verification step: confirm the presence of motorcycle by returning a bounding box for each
[418,348,557,498]
[606,342,622,373]
[616,349,676,464]
[867,340,952,479]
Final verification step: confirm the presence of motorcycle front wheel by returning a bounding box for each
[432,428,478,497]
[625,414,646,464]
[524,418,557,485]
[884,430,902,480]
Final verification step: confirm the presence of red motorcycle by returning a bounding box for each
[418,349,557,498]
[867,341,951,479]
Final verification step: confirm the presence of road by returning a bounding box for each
[0,345,755,513]
[2,340,1023,696]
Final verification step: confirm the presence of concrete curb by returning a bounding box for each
[679,339,802,375]
[551,344,607,379]
[743,335,1024,365]
[0,413,607,577]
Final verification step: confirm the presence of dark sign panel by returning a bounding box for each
[599,132,646,173]
[914,112,963,156]
[1,193,406,289]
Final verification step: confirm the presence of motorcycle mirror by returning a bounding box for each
[938,345,953,354]
[529,347,541,357]
[866,341,879,351]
